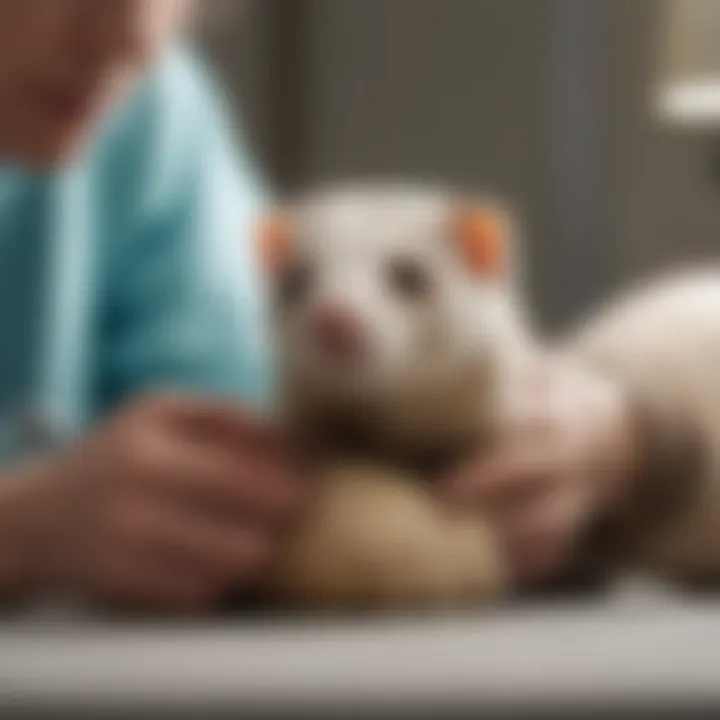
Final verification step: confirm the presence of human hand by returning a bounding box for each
[441,359,636,586]
[0,394,306,614]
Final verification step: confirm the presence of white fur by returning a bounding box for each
[267,184,522,610]
[569,266,720,579]
[273,184,533,452]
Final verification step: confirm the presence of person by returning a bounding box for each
[0,0,306,613]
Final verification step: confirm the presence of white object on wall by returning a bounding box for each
[656,0,720,127]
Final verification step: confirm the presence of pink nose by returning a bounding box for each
[310,306,365,361]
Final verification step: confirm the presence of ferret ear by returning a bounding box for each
[450,201,514,278]
[257,211,293,274]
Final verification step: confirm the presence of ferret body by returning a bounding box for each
[568,268,720,585]
[260,184,536,610]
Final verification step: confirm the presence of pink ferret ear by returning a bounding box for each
[450,200,514,278]
[256,210,294,275]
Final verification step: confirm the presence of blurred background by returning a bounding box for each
[6,4,720,717]
[197,0,720,331]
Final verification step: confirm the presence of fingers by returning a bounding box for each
[444,385,594,512]
[115,414,306,527]
[446,436,570,510]
[442,418,589,586]
[441,359,627,587]
[151,444,303,526]
[93,498,278,614]
[106,496,274,583]
[93,554,225,615]
[447,444,591,582]
[143,393,286,454]
[66,394,315,613]
[501,485,589,584]
[447,461,582,584]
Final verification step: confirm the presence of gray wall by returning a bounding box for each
[609,0,720,287]
[303,0,567,328]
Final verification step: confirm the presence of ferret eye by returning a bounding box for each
[386,258,432,299]
[277,261,315,308]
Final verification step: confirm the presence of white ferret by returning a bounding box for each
[257,184,537,610]
[256,183,720,610]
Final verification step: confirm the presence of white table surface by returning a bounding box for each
[0,580,719,717]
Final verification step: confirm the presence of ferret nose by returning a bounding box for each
[311,306,365,362]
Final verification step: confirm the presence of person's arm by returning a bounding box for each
[0,52,302,610]
[94,50,274,418]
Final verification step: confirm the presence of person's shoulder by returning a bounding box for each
[131,45,228,130]
[90,45,260,232]
[96,47,223,177]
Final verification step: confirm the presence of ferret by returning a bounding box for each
[256,184,720,610]
[256,183,539,610]
[567,268,720,587]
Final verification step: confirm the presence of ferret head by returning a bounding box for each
[258,184,529,444]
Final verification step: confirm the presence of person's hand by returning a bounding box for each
[441,358,637,586]
[0,394,306,614]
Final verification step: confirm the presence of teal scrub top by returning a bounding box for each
[0,48,272,462]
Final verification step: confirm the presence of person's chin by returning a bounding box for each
[9,124,93,171]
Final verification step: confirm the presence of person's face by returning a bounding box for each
[0,0,190,167]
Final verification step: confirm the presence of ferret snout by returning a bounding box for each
[310,305,366,363]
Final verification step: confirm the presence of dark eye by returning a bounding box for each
[277,261,315,308]
[386,257,433,299]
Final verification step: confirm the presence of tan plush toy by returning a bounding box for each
[257,184,538,611]
[271,462,505,610]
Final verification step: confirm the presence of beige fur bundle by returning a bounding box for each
[271,462,507,610]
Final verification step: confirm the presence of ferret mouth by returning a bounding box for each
[316,345,368,367]
[305,348,383,394]
[314,352,374,384]
[310,334,373,370]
